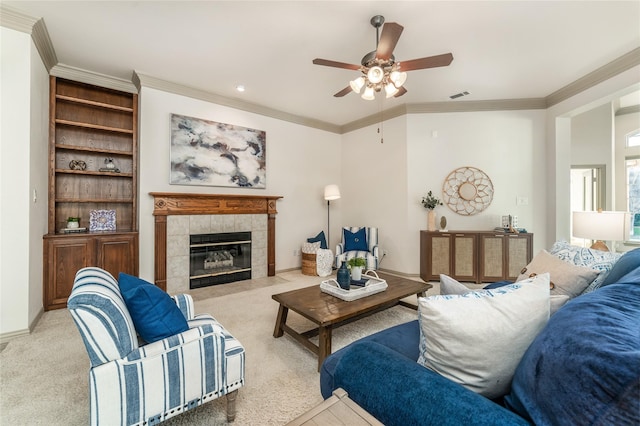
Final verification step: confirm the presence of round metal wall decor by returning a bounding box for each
[442,166,494,215]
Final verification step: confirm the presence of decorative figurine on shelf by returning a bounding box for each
[99,157,120,173]
[69,160,87,171]
[440,215,448,232]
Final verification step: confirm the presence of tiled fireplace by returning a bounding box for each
[151,193,282,293]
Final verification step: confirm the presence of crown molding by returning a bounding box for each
[1,5,57,71]
[0,5,37,33]
[546,47,640,107]
[408,98,547,113]
[340,98,547,134]
[133,72,341,134]
[616,104,640,116]
[51,64,138,93]
[340,105,408,134]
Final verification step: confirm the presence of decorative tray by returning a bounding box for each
[320,271,388,302]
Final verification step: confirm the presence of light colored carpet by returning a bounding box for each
[0,271,436,425]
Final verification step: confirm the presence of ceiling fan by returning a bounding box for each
[313,15,453,100]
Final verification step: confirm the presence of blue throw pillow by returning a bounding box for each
[504,281,640,424]
[118,273,189,343]
[600,248,640,287]
[343,228,368,252]
[307,231,328,249]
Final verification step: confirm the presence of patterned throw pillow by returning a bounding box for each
[301,241,321,254]
[549,241,623,293]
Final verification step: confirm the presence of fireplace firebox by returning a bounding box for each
[190,232,251,288]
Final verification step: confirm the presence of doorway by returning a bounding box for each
[570,165,605,245]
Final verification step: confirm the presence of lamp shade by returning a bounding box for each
[324,184,341,201]
[572,211,627,241]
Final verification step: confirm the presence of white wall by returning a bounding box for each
[571,103,614,208]
[340,116,409,272]
[1,27,48,337]
[546,65,640,246]
[339,109,546,275]
[28,35,49,324]
[137,87,342,282]
[407,110,547,272]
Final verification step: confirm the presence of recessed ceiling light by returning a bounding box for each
[236,85,245,92]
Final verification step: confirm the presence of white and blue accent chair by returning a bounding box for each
[335,226,381,270]
[68,267,245,425]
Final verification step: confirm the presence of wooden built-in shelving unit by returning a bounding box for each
[43,76,139,310]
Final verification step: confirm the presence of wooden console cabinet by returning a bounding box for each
[420,231,533,283]
[43,77,138,310]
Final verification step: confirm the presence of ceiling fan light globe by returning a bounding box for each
[349,76,365,93]
[385,82,399,98]
[390,71,407,87]
[367,66,384,84]
[362,86,376,100]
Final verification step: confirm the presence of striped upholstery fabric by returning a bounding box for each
[68,267,245,425]
[335,226,381,270]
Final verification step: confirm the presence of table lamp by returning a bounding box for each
[572,210,627,252]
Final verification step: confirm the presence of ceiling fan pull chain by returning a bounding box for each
[379,98,384,143]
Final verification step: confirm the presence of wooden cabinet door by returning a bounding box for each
[479,234,506,282]
[421,232,451,282]
[44,236,95,310]
[451,233,477,282]
[96,234,139,279]
[506,234,532,281]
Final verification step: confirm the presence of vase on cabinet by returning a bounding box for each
[336,261,350,290]
[427,210,437,231]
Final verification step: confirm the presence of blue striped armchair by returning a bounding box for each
[335,226,381,270]
[68,267,245,425]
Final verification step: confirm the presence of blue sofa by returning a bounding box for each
[320,249,640,425]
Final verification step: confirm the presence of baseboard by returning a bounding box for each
[376,268,421,279]
[0,307,44,344]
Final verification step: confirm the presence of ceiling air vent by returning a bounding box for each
[450,91,470,100]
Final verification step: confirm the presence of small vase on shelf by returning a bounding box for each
[336,261,350,290]
[427,210,437,231]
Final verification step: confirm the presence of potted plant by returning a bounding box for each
[421,190,442,231]
[347,257,367,281]
[67,216,80,229]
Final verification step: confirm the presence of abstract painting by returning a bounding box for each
[170,113,266,188]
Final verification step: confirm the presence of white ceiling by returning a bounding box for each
[6,1,640,126]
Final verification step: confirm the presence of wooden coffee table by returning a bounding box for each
[272,273,431,371]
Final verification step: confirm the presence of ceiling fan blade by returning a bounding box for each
[394,86,407,98]
[376,22,404,61]
[334,86,353,97]
[313,58,361,71]
[399,53,453,71]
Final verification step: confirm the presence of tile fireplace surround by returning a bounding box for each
[150,193,282,293]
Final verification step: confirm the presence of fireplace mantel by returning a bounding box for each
[150,192,283,290]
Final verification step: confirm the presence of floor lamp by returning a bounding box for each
[324,184,341,249]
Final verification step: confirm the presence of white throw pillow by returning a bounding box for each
[440,273,569,315]
[417,273,551,399]
[439,274,472,295]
